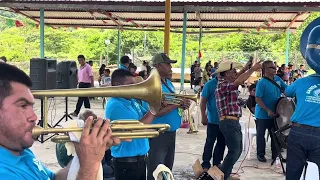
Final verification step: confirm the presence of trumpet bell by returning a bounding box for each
[32,69,162,115]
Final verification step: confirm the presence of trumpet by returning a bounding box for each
[32,69,170,142]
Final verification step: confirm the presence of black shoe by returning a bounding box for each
[257,155,267,162]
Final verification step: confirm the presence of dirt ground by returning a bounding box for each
[30,83,286,180]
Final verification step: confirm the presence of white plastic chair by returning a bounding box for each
[244,128,257,160]
[239,120,247,151]
[300,161,319,180]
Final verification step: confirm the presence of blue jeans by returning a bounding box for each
[219,120,243,180]
[202,123,226,169]
[286,125,320,180]
[256,119,277,159]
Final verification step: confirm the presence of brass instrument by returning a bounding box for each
[163,92,200,105]
[32,69,170,142]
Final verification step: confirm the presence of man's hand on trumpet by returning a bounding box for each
[179,98,191,110]
[73,116,122,177]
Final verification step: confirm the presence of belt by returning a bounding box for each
[220,116,239,121]
[113,155,146,163]
[292,123,320,130]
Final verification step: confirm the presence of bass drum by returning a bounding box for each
[275,97,295,149]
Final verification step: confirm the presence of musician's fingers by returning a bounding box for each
[82,116,94,136]
[103,127,113,145]
[91,117,103,137]
[97,119,110,139]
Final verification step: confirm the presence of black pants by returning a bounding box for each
[147,131,176,180]
[256,119,277,159]
[113,156,147,180]
[74,82,91,115]
[202,123,226,169]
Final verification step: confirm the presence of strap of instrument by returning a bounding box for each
[263,76,285,95]
[161,79,175,93]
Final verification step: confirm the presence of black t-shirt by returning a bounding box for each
[247,95,256,114]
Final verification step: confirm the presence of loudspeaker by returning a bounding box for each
[56,61,78,89]
[30,58,57,90]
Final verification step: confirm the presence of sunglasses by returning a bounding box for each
[267,67,277,70]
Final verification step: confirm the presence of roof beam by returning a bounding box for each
[30,16,305,23]
[47,23,297,29]
[0,2,320,13]
[287,12,310,29]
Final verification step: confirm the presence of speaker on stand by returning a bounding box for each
[55,61,79,129]
[30,58,57,143]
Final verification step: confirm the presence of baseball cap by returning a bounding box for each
[152,53,177,66]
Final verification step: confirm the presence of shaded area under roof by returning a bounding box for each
[0,0,317,32]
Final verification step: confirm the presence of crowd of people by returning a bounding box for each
[0,49,318,180]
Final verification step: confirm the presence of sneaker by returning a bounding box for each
[257,155,267,162]
[69,112,78,117]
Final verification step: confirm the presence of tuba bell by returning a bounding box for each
[32,69,170,142]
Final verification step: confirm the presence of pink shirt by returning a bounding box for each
[78,64,93,83]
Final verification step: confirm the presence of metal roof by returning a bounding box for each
[0,0,316,32]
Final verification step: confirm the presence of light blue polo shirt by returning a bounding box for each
[119,64,129,71]
[0,147,54,180]
[255,75,287,119]
[201,78,219,124]
[105,97,149,158]
[152,79,182,132]
[285,74,320,127]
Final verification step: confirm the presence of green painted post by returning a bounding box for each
[285,29,290,66]
[117,28,121,68]
[40,8,44,58]
[180,10,187,91]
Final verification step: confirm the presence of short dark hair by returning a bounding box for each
[120,56,130,64]
[78,55,85,59]
[111,69,133,86]
[249,83,256,92]
[129,63,137,69]
[0,63,32,107]
[104,68,110,73]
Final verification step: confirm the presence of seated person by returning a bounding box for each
[100,69,112,87]
[0,63,120,179]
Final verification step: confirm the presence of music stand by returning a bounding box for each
[37,97,73,143]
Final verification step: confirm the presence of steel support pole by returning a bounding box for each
[285,29,290,66]
[180,10,187,91]
[117,28,121,68]
[164,0,171,55]
[40,8,44,58]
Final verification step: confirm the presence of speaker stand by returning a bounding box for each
[37,97,73,143]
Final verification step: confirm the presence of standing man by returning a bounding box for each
[0,63,121,179]
[200,76,226,171]
[70,55,94,117]
[105,69,156,180]
[147,53,190,180]
[215,61,262,180]
[255,60,287,162]
[190,61,197,89]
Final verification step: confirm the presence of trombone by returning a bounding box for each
[163,92,200,105]
[32,69,169,142]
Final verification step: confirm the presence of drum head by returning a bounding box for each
[275,97,295,136]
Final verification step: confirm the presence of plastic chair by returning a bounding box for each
[245,128,257,160]
[239,120,247,151]
[300,161,319,180]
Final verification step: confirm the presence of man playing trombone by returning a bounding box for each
[105,69,156,180]
[147,53,191,180]
[0,63,121,179]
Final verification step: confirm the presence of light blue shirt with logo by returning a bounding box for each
[255,75,287,119]
[152,79,182,132]
[285,74,320,127]
[201,78,220,124]
[0,147,54,179]
[105,97,149,158]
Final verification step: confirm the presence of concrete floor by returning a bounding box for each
[30,83,286,180]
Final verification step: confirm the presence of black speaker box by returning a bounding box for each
[30,58,57,90]
[56,61,78,89]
